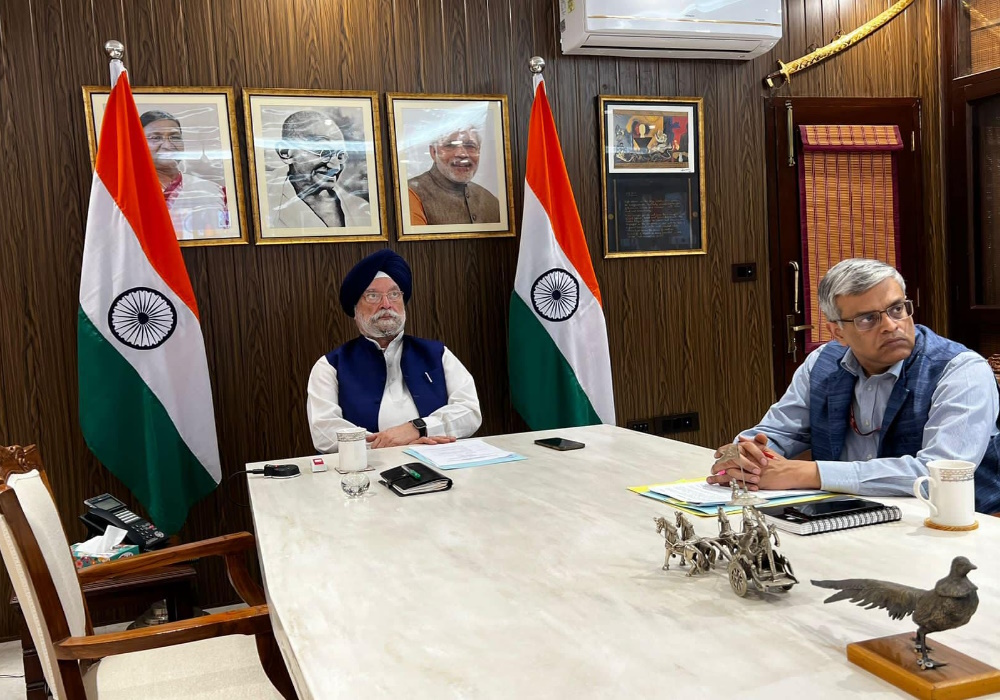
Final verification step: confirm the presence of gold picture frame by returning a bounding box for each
[82,85,249,247]
[386,93,516,241]
[599,96,707,258]
[242,88,388,245]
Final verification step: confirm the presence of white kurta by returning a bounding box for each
[306,334,482,453]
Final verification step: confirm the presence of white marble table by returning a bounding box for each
[247,425,1000,699]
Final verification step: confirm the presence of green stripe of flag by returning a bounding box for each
[77,309,218,535]
[508,294,601,430]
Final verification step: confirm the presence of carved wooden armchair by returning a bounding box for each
[0,445,297,699]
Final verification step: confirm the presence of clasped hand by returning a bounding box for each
[707,433,820,490]
[365,422,457,450]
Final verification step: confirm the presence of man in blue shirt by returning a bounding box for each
[709,258,1000,514]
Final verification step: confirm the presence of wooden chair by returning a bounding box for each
[0,445,297,699]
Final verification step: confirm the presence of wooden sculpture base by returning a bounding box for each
[847,633,1000,700]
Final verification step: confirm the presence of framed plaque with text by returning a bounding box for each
[599,96,707,258]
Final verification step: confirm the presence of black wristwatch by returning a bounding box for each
[411,418,427,437]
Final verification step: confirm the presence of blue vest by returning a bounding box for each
[809,325,1000,513]
[325,335,449,433]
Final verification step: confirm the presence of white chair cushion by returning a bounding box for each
[82,633,284,699]
[0,512,69,699]
[8,470,87,636]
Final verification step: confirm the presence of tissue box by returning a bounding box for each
[70,542,140,569]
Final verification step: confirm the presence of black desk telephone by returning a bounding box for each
[79,493,168,552]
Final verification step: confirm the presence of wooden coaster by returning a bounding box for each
[924,518,979,532]
[847,633,1000,700]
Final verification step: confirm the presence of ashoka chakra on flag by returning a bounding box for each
[530,268,579,322]
[107,287,178,350]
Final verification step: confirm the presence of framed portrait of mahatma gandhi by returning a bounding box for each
[386,93,515,241]
[83,86,248,246]
[242,89,387,244]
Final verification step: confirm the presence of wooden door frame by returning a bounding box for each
[764,97,926,398]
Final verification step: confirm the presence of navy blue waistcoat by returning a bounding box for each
[809,324,1000,513]
[325,335,449,433]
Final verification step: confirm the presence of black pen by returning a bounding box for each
[402,465,421,479]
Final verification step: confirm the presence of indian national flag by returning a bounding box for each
[508,79,615,429]
[78,59,220,535]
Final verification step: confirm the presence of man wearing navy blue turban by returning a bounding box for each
[307,249,482,451]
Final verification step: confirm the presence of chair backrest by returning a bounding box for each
[0,445,90,700]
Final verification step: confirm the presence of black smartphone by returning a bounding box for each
[534,437,585,451]
[783,497,883,521]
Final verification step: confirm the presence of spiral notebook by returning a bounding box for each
[758,496,902,535]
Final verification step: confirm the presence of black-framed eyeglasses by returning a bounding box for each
[833,300,914,332]
[849,403,880,437]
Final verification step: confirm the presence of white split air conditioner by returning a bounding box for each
[559,0,783,61]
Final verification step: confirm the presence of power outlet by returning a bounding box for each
[655,412,700,434]
[627,419,651,433]
[731,262,757,283]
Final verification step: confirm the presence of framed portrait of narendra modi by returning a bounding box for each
[387,93,516,241]
[83,86,248,246]
[242,88,388,245]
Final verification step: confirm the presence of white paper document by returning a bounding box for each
[649,481,826,505]
[404,439,523,469]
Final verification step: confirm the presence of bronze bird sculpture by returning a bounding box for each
[812,556,979,669]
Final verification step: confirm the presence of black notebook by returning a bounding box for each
[378,462,453,497]
[758,496,902,535]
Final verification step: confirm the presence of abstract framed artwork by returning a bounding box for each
[83,86,248,246]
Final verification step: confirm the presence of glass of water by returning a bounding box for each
[337,427,370,498]
[341,471,370,498]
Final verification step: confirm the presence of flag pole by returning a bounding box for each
[529,55,545,92]
[104,39,124,60]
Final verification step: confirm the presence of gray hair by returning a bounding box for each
[817,258,906,321]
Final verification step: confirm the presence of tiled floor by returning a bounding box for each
[0,636,25,700]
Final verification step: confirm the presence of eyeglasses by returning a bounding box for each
[300,146,347,162]
[437,140,481,154]
[849,403,880,437]
[834,300,914,332]
[145,134,183,147]
[361,289,403,304]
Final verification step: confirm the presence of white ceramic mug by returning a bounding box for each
[913,459,977,529]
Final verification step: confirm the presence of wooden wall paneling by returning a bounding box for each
[88,1,126,74]
[390,0,422,91]
[237,0,274,87]
[441,0,468,92]
[295,0,332,89]
[120,1,158,85]
[415,0,447,94]
[26,0,101,539]
[0,4,18,450]
[919,0,947,333]
[803,0,826,93]
[821,0,845,94]
[208,0,245,89]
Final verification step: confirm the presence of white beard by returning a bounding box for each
[357,309,405,339]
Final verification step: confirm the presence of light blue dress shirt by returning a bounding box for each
[738,346,1000,496]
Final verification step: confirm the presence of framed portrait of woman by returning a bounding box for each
[83,86,248,246]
